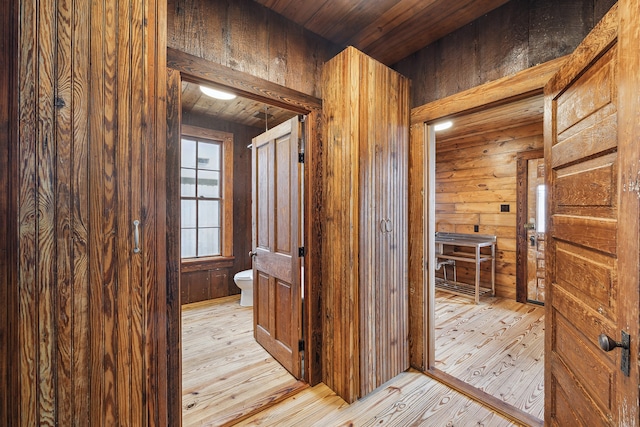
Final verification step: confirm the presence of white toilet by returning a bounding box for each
[233,269,254,307]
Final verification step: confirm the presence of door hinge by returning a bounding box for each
[298,247,305,257]
[298,152,305,163]
[298,339,305,351]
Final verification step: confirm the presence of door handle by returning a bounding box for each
[385,219,392,233]
[133,220,141,254]
[529,235,536,246]
[249,250,257,258]
[598,331,630,376]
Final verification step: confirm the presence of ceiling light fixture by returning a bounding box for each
[199,85,237,100]
[433,121,453,131]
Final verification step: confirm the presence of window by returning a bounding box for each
[180,125,233,259]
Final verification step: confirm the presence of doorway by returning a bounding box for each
[427,95,545,422]
[166,49,323,425]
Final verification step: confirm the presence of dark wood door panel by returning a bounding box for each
[252,116,301,378]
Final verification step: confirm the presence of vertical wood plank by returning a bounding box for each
[323,47,409,402]
[55,0,73,422]
[304,108,324,386]
[615,0,640,420]
[0,0,18,425]
[18,0,40,424]
[165,67,183,427]
[71,0,91,423]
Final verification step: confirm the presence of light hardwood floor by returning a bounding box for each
[435,290,545,421]
[183,293,543,426]
[182,295,306,426]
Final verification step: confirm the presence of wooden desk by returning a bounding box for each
[435,232,496,304]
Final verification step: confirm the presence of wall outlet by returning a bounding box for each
[501,204,510,212]
[474,225,479,232]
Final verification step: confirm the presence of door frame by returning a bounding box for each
[408,56,566,427]
[165,48,324,422]
[515,148,545,304]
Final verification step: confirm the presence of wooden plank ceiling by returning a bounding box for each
[253,0,511,66]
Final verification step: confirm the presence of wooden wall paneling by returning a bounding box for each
[322,49,359,403]
[0,0,18,425]
[408,123,426,371]
[435,121,543,299]
[16,0,167,423]
[167,0,342,99]
[396,0,616,108]
[305,108,324,386]
[166,67,182,427]
[477,0,529,83]
[322,47,409,403]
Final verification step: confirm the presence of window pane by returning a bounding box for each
[198,200,220,228]
[198,228,220,257]
[198,142,221,171]
[181,229,197,258]
[198,170,220,198]
[181,139,197,168]
[181,168,196,197]
[181,200,196,228]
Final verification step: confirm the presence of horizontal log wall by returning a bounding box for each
[167,0,342,99]
[395,0,617,107]
[435,123,544,299]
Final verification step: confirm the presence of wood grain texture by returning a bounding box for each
[181,295,306,426]
[255,0,510,66]
[0,0,18,425]
[15,0,167,424]
[396,0,618,108]
[544,3,639,424]
[408,123,426,371]
[322,47,409,403]
[167,0,342,99]
[434,291,545,422]
[166,66,183,427]
[238,369,518,426]
[435,104,544,300]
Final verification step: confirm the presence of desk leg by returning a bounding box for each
[491,244,496,296]
[475,246,480,304]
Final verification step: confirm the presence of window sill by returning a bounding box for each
[181,256,235,273]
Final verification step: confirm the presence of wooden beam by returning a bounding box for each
[411,55,568,125]
[167,48,322,114]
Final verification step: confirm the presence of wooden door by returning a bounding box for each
[526,157,546,303]
[252,116,302,378]
[545,3,639,425]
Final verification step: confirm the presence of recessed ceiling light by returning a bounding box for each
[433,121,453,131]
[199,85,236,100]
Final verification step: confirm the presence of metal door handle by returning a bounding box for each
[385,219,392,232]
[249,250,257,258]
[598,332,630,377]
[133,220,141,254]
[598,333,629,351]
[380,220,386,233]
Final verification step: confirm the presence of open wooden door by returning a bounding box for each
[252,116,302,378]
[545,3,639,425]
